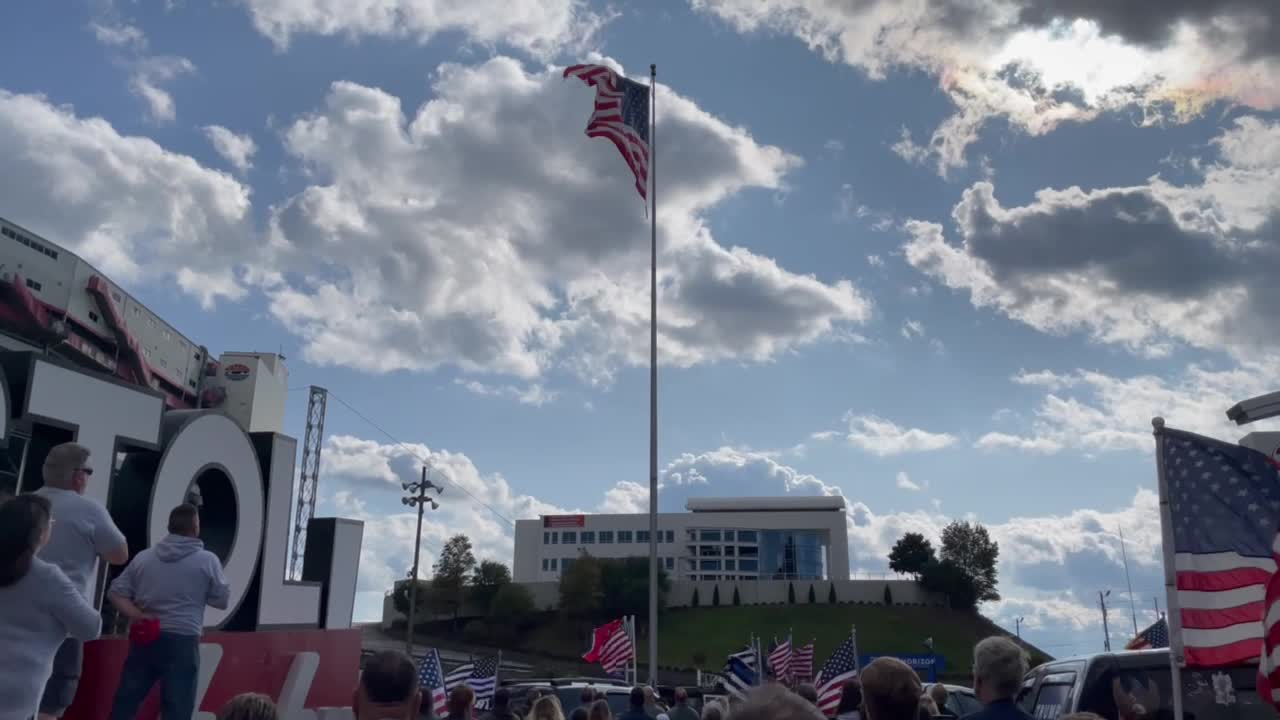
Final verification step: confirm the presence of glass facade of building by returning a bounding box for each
[681,527,828,581]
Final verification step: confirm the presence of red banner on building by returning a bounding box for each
[544,514,585,528]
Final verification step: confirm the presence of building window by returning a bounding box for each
[618,530,633,544]
[739,546,758,557]
[25,278,41,292]
[563,557,576,572]
[700,560,721,571]
[665,530,674,543]
[725,546,736,557]
[724,530,735,542]
[725,560,736,571]
[699,545,721,557]
[699,529,721,542]
[550,558,558,571]
[550,532,559,544]
[562,531,576,544]
[664,557,674,570]
[543,532,551,544]
[739,559,759,572]
[599,531,614,544]
[738,530,758,543]
[542,558,549,571]
[581,531,595,544]
[637,530,650,543]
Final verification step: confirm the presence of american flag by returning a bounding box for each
[417,649,449,718]
[1125,617,1169,650]
[792,641,815,684]
[582,618,634,677]
[815,636,859,716]
[563,64,651,201]
[768,637,793,683]
[1160,428,1280,671]
[445,656,499,709]
[722,644,758,699]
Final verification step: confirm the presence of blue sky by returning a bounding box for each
[3,0,1280,659]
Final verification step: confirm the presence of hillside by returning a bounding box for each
[415,603,1050,682]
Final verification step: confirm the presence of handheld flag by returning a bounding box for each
[815,636,860,716]
[793,641,816,684]
[417,649,449,718]
[723,644,758,699]
[768,636,794,683]
[583,618,636,677]
[1125,617,1169,650]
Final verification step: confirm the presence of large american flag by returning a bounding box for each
[583,618,635,677]
[445,656,499,709]
[417,649,449,718]
[815,636,859,716]
[563,64,651,201]
[1161,428,1280,671]
[768,637,793,683]
[792,641,815,684]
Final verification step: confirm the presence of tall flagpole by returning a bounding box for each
[647,62,660,687]
[1152,417,1184,720]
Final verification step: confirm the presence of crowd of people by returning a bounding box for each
[0,442,230,720]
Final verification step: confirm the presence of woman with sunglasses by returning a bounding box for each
[0,493,102,720]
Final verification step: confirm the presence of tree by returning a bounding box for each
[559,552,602,619]
[883,584,893,605]
[691,587,701,608]
[919,558,980,610]
[807,584,816,604]
[940,521,1000,602]
[489,583,536,630]
[712,585,721,607]
[827,584,837,604]
[732,586,741,606]
[599,557,670,619]
[431,535,477,621]
[470,560,512,611]
[391,579,432,621]
[889,533,936,576]
[787,582,796,604]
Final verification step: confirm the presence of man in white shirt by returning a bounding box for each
[35,442,128,720]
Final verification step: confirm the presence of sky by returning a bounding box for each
[2,0,1280,660]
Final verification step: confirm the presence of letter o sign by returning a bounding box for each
[151,412,264,628]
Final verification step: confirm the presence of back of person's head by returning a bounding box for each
[588,699,613,720]
[836,680,863,715]
[168,503,200,536]
[861,657,924,720]
[217,693,279,720]
[644,687,657,705]
[796,683,819,704]
[530,695,565,720]
[494,687,511,710]
[0,493,51,587]
[581,687,597,705]
[972,637,1027,704]
[919,696,939,717]
[354,650,421,719]
[700,701,724,720]
[449,684,476,718]
[43,442,90,491]
[928,684,948,709]
[675,688,688,704]
[630,687,646,709]
[570,707,590,720]
[732,685,825,720]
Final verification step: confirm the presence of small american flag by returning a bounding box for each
[768,637,793,683]
[445,656,499,709]
[815,636,859,716]
[792,641,815,683]
[1125,617,1169,650]
[417,649,449,718]
[583,618,635,676]
[1160,428,1280,671]
[563,64,651,201]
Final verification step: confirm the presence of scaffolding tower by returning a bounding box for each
[292,385,328,580]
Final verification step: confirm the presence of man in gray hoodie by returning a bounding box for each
[107,503,230,720]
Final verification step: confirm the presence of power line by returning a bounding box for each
[326,391,515,529]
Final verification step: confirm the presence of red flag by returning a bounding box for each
[583,618,634,676]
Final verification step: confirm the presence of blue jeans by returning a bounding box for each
[109,632,200,719]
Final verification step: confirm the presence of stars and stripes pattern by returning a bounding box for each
[416,649,449,718]
[1125,617,1169,650]
[815,636,860,716]
[1160,428,1280,671]
[722,644,759,699]
[563,64,651,201]
[792,642,815,684]
[582,618,635,677]
[445,656,499,709]
[768,637,793,683]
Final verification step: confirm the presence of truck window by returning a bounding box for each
[1018,677,1038,713]
[1079,666,1271,720]
[1032,682,1074,720]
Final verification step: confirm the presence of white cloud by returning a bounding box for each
[88,20,194,123]
[266,57,871,382]
[838,414,957,456]
[901,319,925,340]
[90,21,146,49]
[823,139,845,154]
[203,126,257,173]
[0,91,252,307]
[890,126,929,165]
[895,471,922,491]
[693,1,1280,174]
[867,254,884,267]
[455,379,558,406]
[977,362,1280,454]
[904,117,1280,360]
[240,0,609,57]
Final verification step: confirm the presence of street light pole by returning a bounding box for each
[1099,590,1112,652]
[403,465,442,656]
[1015,617,1024,639]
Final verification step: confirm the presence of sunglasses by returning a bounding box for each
[77,467,94,476]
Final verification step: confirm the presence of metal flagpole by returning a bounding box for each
[851,626,862,675]
[647,62,660,687]
[631,615,639,685]
[1119,527,1139,637]
[1152,418,1184,720]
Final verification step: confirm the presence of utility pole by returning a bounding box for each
[1154,596,1162,620]
[1015,617,1024,639]
[402,466,442,656]
[1099,590,1112,652]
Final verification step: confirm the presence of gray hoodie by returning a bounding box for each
[108,534,231,636]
